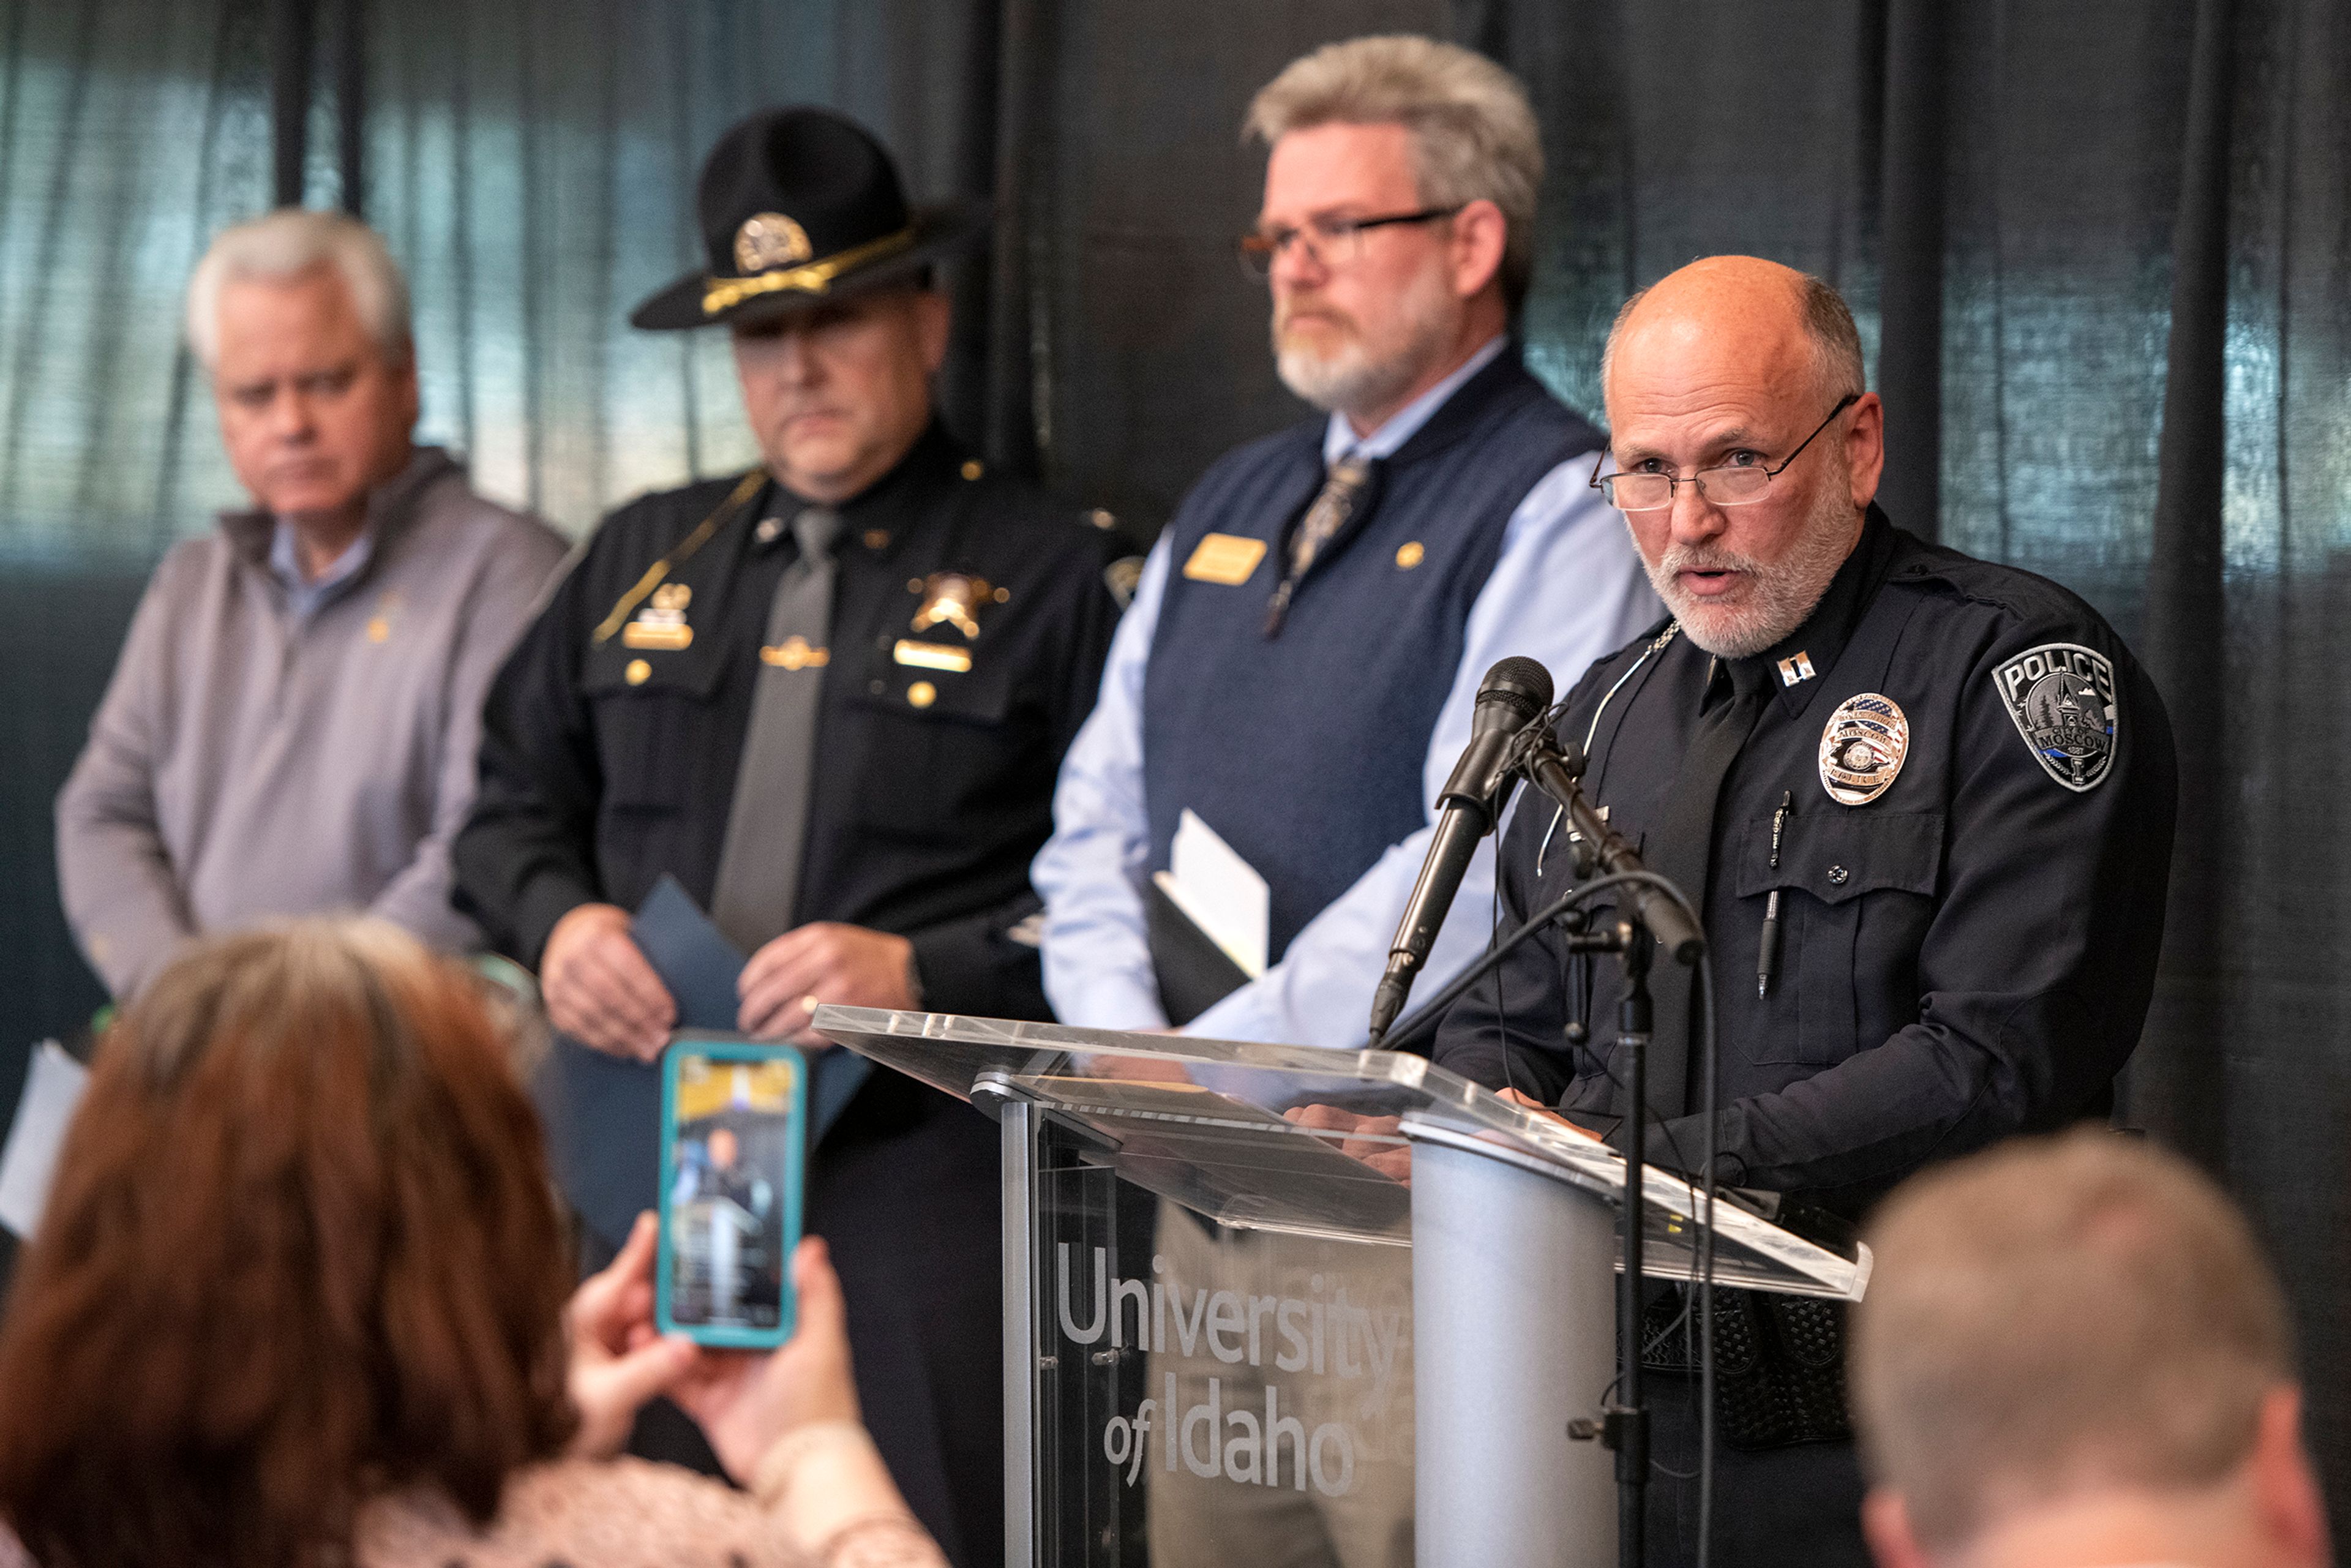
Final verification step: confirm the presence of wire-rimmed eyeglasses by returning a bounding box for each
[1589,394,1861,512]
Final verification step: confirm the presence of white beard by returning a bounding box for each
[1643,480,1861,659]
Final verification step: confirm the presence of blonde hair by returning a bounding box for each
[1851,1130,2293,1553]
[1246,36,1542,310]
[186,208,412,369]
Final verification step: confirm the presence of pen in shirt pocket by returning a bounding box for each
[1758,789,1793,998]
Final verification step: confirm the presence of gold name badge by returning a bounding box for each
[894,639,973,673]
[622,582,693,649]
[622,622,692,650]
[1183,533,1268,585]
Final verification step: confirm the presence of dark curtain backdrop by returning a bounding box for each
[3,0,2347,1528]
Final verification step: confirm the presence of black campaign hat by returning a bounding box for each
[630,105,985,331]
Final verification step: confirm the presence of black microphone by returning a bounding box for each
[1520,737,1707,965]
[1366,657,1554,1048]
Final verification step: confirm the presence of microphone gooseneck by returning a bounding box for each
[1520,737,1707,965]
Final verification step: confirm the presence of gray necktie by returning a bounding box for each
[711,506,842,952]
[1265,454,1372,634]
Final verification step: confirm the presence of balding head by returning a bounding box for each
[1593,257,1883,659]
[1601,257,1863,410]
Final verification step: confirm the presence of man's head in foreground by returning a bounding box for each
[1598,255,1883,658]
[1245,35,1537,433]
[1852,1130,2328,1568]
[188,208,419,532]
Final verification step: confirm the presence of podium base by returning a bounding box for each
[1411,1130,1618,1568]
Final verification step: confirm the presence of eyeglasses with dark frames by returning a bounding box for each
[1588,393,1862,512]
[1236,205,1465,281]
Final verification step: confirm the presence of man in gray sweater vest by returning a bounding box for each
[56,209,567,999]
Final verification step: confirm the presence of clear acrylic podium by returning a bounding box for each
[812,1007,1869,1568]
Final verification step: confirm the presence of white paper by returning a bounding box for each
[0,1040,89,1240]
[1163,808,1270,978]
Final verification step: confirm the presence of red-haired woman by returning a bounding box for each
[0,918,947,1568]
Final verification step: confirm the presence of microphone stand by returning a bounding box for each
[1513,735,1695,1568]
[1358,722,1709,1568]
[1552,916,1655,1568]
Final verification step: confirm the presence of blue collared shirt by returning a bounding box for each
[269,519,375,622]
[1033,336,1664,1046]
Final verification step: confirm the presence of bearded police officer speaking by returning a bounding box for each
[1430,256,2178,1568]
[452,107,1121,1568]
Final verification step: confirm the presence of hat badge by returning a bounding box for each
[735,212,812,274]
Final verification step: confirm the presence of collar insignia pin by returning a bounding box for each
[1818,692,1910,806]
[1777,651,1816,687]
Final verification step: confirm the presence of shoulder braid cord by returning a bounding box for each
[590,468,769,647]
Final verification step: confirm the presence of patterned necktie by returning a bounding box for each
[711,505,842,953]
[1264,454,1372,635]
[1638,652,1773,1123]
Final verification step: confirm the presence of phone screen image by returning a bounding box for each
[658,1041,807,1346]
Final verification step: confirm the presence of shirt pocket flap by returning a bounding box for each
[850,650,1016,726]
[582,641,727,702]
[1736,808,1943,907]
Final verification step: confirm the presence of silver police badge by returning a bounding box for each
[1818,692,1910,806]
[1994,642,2118,792]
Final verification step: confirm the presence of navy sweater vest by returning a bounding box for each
[1142,351,1600,963]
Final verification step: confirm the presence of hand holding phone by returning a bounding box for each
[565,1212,699,1457]
[671,1234,861,1484]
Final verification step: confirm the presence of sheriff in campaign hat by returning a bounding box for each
[630,105,984,331]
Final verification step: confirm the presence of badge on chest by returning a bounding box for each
[621,582,694,651]
[910,571,1000,639]
[1818,692,1910,806]
[891,571,1002,688]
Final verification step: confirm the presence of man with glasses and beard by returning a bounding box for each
[1035,34,1656,1050]
[1033,40,1654,1566]
[1430,256,2180,1567]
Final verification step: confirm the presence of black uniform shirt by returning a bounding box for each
[453,422,1124,1016]
[1433,508,2178,1213]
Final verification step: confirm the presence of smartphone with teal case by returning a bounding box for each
[657,1037,808,1347]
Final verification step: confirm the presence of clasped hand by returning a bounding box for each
[541,902,915,1060]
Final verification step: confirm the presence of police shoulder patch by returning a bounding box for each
[1993,642,2118,792]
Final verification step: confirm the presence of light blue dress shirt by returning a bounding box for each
[1033,337,1665,1048]
[269,519,375,622]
